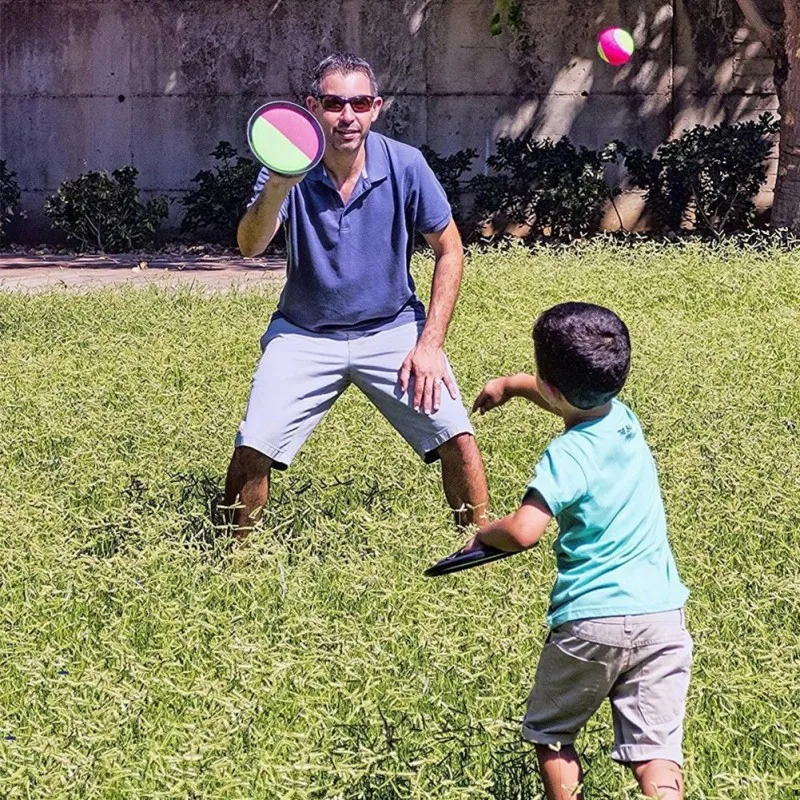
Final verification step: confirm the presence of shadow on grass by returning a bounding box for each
[75,468,399,560]
[76,472,230,557]
[315,706,556,799]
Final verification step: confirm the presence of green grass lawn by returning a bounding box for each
[0,241,798,799]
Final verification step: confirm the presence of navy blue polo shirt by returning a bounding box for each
[248,132,452,332]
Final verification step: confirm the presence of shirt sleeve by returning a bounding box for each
[247,167,290,223]
[407,151,452,234]
[525,443,587,517]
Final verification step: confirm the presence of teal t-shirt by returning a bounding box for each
[527,399,688,628]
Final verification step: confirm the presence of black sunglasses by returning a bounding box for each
[317,94,375,113]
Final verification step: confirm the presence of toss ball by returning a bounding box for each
[597,27,634,66]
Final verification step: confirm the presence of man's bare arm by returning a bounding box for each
[237,174,301,257]
[398,219,464,414]
[418,219,463,348]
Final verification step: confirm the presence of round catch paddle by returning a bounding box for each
[424,542,518,577]
[247,101,325,176]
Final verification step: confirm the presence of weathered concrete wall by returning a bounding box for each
[0,0,779,240]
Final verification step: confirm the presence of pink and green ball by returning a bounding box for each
[597,27,634,66]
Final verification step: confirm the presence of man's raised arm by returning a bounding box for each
[237,173,301,257]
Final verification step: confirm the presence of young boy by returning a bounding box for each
[469,302,691,800]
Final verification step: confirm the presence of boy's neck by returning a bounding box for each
[562,401,613,430]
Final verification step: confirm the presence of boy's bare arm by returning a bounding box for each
[472,372,557,415]
[467,493,552,552]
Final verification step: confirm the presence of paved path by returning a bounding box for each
[0,253,286,292]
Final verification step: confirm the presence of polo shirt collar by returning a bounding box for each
[363,133,388,185]
[306,133,389,187]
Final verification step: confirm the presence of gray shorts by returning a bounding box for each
[522,609,692,766]
[234,315,474,468]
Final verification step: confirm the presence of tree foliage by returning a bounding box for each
[45,167,168,253]
[623,114,780,236]
[180,142,261,245]
[0,159,24,246]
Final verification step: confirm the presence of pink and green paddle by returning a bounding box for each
[246,101,326,176]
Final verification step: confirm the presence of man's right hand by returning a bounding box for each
[471,377,510,415]
[264,171,306,193]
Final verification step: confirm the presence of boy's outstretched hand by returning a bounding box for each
[472,377,509,415]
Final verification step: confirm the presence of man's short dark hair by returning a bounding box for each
[310,52,378,96]
[533,302,631,409]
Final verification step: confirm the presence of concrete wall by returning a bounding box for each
[0,0,779,241]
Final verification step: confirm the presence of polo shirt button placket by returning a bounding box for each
[340,176,370,233]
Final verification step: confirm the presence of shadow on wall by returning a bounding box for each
[371,0,779,231]
[422,3,772,140]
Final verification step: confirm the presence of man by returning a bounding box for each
[225,52,488,538]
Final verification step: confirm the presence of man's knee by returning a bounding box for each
[630,759,682,778]
[629,759,683,799]
[437,432,479,462]
[230,445,273,480]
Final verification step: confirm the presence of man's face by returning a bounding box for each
[307,70,382,155]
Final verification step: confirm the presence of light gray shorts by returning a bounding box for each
[234,315,474,468]
[522,609,692,766]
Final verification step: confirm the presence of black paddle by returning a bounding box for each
[424,542,518,577]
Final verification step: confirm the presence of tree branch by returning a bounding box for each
[735,0,781,49]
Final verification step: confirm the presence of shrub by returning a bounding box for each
[44,166,168,252]
[0,159,24,246]
[622,113,780,236]
[469,135,622,241]
[420,145,478,228]
[180,141,261,245]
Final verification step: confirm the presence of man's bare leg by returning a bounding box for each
[437,433,489,528]
[223,445,273,541]
[535,744,584,800]
[631,760,684,799]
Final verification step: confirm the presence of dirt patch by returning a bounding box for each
[0,253,286,293]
